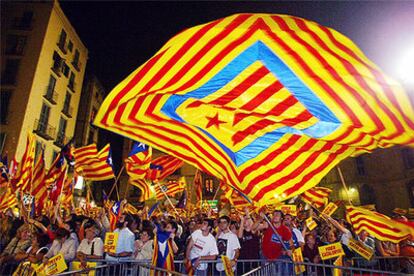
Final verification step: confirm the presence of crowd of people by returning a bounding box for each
[0,202,413,275]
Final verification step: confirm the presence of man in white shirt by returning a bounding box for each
[105,214,135,261]
[185,219,218,276]
[283,214,305,249]
[77,224,104,261]
[216,215,240,273]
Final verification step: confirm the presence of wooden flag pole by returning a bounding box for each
[108,165,125,199]
[336,166,352,205]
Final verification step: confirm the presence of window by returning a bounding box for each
[45,75,56,98]
[5,35,27,55]
[1,90,12,124]
[63,92,71,115]
[52,51,62,74]
[58,29,67,52]
[355,156,365,176]
[62,62,70,77]
[72,49,80,68]
[38,103,51,131]
[57,117,67,143]
[402,148,414,169]
[68,72,75,90]
[1,59,20,85]
[35,140,43,162]
[88,130,95,144]
[67,40,73,52]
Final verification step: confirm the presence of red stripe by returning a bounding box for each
[240,80,284,111]
[354,222,407,241]
[209,66,270,105]
[294,18,405,139]
[320,24,414,130]
[252,144,348,201]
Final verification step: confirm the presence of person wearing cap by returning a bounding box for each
[76,223,104,264]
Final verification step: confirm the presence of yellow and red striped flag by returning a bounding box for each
[125,143,152,179]
[154,180,185,200]
[77,144,115,181]
[301,187,332,208]
[130,178,153,201]
[0,188,18,212]
[13,133,36,192]
[31,151,48,214]
[73,144,99,170]
[146,155,184,181]
[346,205,414,243]
[94,14,414,206]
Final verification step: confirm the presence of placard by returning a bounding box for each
[104,232,119,253]
[72,261,97,276]
[292,248,305,275]
[45,253,68,275]
[321,202,338,217]
[318,242,344,260]
[306,217,317,231]
[347,238,374,260]
[280,205,297,216]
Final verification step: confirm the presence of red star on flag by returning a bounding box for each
[206,113,226,129]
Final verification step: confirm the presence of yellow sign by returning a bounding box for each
[318,242,345,260]
[306,217,317,231]
[221,255,234,276]
[292,248,305,275]
[280,205,297,216]
[13,261,36,276]
[44,253,68,275]
[71,261,97,276]
[348,238,374,260]
[321,202,338,217]
[104,232,119,253]
[34,263,46,276]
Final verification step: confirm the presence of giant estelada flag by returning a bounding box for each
[94,14,414,205]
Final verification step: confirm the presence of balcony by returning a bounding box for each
[54,133,68,148]
[43,89,58,105]
[67,81,76,92]
[72,60,81,72]
[62,105,73,118]
[33,119,55,140]
[57,41,67,54]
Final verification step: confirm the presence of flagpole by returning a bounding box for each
[154,180,183,224]
[336,166,352,205]
[211,183,221,201]
[108,165,124,199]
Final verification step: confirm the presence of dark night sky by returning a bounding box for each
[60,1,414,91]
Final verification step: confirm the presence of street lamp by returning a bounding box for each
[395,46,414,86]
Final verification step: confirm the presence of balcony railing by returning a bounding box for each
[62,105,73,118]
[33,119,55,140]
[57,41,67,54]
[43,88,58,105]
[54,134,68,148]
[72,60,81,72]
[67,81,76,91]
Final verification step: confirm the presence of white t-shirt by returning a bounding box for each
[292,228,305,245]
[189,229,218,271]
[105,227,135,261]
[77,237,104,257]
[216,231,241,271]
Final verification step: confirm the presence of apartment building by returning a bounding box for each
[1,1,88,166]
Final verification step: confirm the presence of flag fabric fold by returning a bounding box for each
[146,156,184,181]
[346,205,414,243]
[94,13,414,206]
[13,133,36,192]
[125,142,152,179]
[301,187,332,208]
[75,144,115,181]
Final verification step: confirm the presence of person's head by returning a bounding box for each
[85,224,99,241]
[34,233,50,248]
[129,215,141,231]
[201,219,214,233]
[16,225,31,240]
[326,229,337,243]
[283,214,294,227]
[243,216,254,231]
[359,230,369,241]
[55,228,70,242]
[230,220,239,234]
[140,229,154,242]
[218,215,230,231]
[165,221,178,234]
[305,233,316,248]
[62,220,77,233]
[272,210,284,224]
[116,214,134,229]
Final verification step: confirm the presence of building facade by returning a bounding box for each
[1,1,88,166]
[74,73,106,147]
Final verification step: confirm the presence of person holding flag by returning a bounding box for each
[105,214,135,261]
